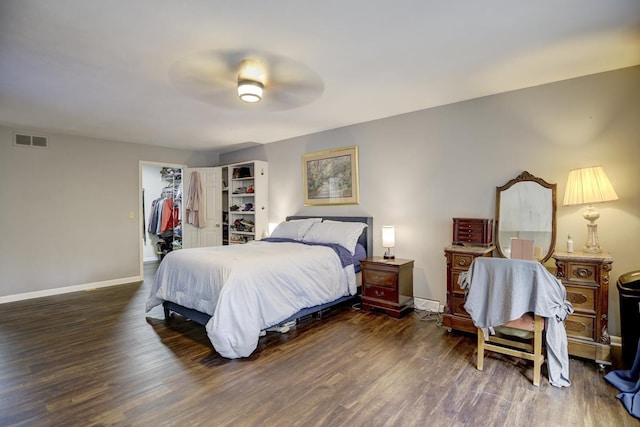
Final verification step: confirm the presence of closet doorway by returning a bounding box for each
[138,162,223,280]
[139,161,185,279]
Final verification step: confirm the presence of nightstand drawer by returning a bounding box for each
[452,294,470,318]
[565,285,596,314]
[362,270,398,287]
[565,313,595,341]
[566,262,598,285]
[363,284,398,302]
[451,253,474,270]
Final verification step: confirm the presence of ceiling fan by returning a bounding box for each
[169,49,324,111]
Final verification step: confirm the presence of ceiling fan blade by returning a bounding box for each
[265,81,324,110]
[169,49,324,111]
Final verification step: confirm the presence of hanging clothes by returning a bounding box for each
[185,171,204,228]
[159,197,174,234]
[148,194,180,236]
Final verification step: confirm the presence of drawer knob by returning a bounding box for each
[371,273,386,282]
[374,290,384,297]
[457,259,468,266]
[575,268,593,279]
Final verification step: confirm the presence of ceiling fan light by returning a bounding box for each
[238,80,263,103]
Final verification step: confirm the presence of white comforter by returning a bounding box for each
[146,240,356,358]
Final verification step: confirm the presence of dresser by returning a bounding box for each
[361,257,414,318]
[552,251,613,365]
[442,245,494,333]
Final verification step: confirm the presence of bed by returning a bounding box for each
[146,215,373,358]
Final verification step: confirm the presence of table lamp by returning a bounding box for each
[563,166,618,253]
[382,225,395,259]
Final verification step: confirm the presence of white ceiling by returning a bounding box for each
[1,1,639,153]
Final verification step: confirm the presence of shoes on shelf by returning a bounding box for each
[232,187,247,194]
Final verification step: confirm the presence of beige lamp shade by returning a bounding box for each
[563,166,618,206]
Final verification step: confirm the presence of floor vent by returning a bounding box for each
[14,132,48,148]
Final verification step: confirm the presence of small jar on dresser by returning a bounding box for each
[553,251,614,366]
[442,245,495,333]
[360,257,414,318]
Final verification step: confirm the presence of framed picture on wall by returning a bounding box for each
[302,146,359,206]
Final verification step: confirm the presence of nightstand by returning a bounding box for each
[360,257,414,318]
[553,251,613,366]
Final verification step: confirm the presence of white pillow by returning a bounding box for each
[269,220,317,240]
[289,218,322,223]
[302,221,368,255]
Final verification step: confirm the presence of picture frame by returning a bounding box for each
[302,146,359,206]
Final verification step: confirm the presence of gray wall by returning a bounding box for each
[222,66,640,336]
[0,128,218,297]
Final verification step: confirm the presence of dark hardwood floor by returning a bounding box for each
[0,262,636,426]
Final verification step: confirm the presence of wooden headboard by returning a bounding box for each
[286,216,374,257]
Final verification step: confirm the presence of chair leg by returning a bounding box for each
[477,328,484,371]
[532,316,544,387]
[533,359,541,387]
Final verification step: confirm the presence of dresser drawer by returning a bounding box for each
[566,262,598,285]
[565,313,595,341]
[363,284,398,303]
[451,253,474,271]
[565,285,596,314]
[452,294,470,318]
[451,270,467,293]
[362,269,398,287]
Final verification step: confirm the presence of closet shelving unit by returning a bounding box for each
[226,160,268,244]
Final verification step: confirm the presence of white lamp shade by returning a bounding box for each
[382,225,395,248]
[237,80,263,103]
[563,166,618,206]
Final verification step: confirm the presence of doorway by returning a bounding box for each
[139,161,186,280]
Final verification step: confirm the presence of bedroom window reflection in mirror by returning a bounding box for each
[495,171,557,263]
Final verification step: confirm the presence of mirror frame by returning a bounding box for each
[495,171,557,263]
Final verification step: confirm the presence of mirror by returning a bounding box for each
[495,171,557,263]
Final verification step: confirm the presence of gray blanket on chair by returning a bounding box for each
[460,257,574,388]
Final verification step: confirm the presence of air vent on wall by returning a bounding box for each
[14,132,48,148]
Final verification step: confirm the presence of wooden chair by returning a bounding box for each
[477,312,545,386]
[475,239,546,386]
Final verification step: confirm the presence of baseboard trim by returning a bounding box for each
[0,275,142,304]
[610,335,622,348]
